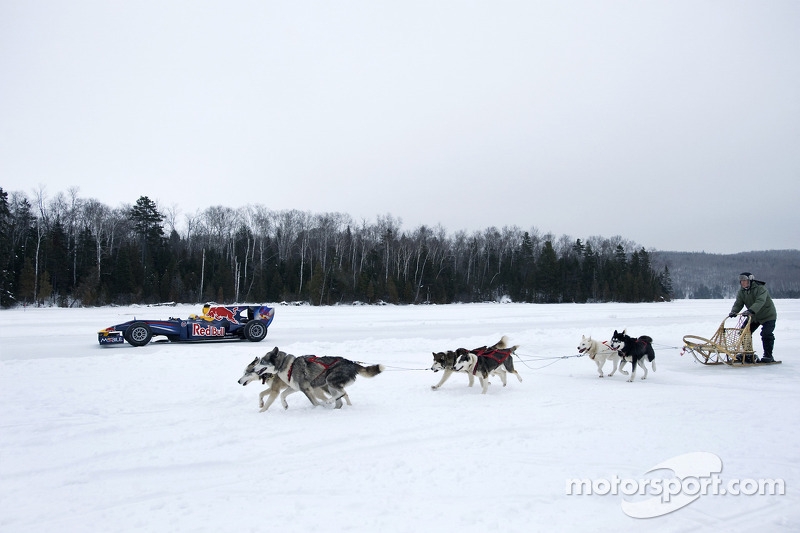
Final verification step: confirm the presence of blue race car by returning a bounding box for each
[98,304,275,346]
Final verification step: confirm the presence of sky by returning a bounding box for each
[1,1,798,254]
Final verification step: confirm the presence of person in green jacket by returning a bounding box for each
[729,272,777,363]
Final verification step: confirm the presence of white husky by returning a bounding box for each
[577,335,628,378]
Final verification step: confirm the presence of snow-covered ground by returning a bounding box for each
[1,300,798,532]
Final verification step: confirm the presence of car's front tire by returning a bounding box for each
[126,322,153,347]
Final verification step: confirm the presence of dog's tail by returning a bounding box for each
[638,335,653,344]
[492,335,514,350]
[357,364,384,378]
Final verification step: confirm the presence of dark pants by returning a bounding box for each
[749,319,776,358]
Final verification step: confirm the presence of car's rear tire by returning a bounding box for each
[126,322,153,347]
[243,320,267,342]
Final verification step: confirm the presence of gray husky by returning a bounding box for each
[254,347,384,409]
[430,348,475,390]
[237,357,351,411]
[452,336,523,394]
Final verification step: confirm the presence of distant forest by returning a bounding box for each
[653,250,800,299]
[1,187,675,307]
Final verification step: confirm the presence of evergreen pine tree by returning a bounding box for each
[536,241,559,302]
[129,196,164,268]
[0,188,14,306]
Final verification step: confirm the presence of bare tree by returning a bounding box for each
[82,199,111,282]
[32,186,48,304]
[163,203,181,235]
[275,209,303,263]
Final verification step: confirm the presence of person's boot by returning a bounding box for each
[760,336,775,363]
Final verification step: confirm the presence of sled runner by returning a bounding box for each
[683,314,781,366]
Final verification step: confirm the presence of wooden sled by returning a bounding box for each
[683,314,781,367]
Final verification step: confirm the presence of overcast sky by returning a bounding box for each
[1,1,798,254]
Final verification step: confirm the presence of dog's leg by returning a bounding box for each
[321,386,349,407]
[475,373,490,394]
[639,359,648,380]
[324,386,347,408]
[313,388,331,402]
[259,387,282,412]
[504,359,522,383]
[467,372,475,387]
[619,359,629,375]
[279,387,299,409]
[260,389,281,412]
[259,388,270,408]
[493,368,508,386]
[627,358,636,383]
[431,369,453,390]
[325,386,352,406]
[300,387,321,407]
[596,357,605,378]
[259,379,284,411]
[481,377,490,394]
[607,356,618,377]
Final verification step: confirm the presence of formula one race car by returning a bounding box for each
[98,304,275,346]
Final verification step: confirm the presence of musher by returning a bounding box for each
[728,272,777,363]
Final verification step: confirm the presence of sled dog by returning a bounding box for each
[577,335,628,378]
[237,357,350,411]
[254,347,384,409]
[610,330,657,382]
[430,348,476,390]
[453,336,522,394]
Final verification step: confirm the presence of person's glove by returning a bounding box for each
[729,312,737,318]
[742,309,754,316]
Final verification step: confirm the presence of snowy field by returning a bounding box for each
[1,300,798,533]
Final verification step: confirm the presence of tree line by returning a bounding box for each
[0,187,672,307]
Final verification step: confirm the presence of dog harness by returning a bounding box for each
[588,342,615,360]
[618,338,651,362]
[633,338,652,349]
[287,356,342,381]
[470,348,512,375]
[307,356,341,369]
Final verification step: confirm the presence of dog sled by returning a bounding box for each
[683,314,781,366]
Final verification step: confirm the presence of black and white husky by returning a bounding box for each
[577,335,628,378]
[254,347,383,409]
[237,357,351,411]
[610,330,656,382]
[453,336,522,394]
[430,348,476,390]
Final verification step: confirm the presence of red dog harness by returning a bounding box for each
[288,356,342,381]
[470,348,512,375]
[589,341,615,360]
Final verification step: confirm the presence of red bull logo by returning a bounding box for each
[206,306,240,324]
[192,323,225,337]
